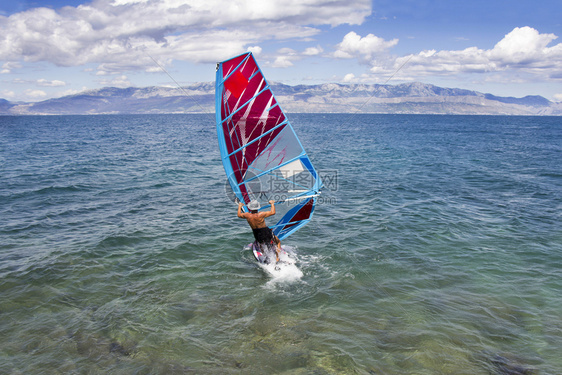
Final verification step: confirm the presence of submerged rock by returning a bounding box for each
[488,353,538,375]
[109,342,130,356]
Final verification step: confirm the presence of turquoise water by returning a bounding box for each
[1,114,561,374]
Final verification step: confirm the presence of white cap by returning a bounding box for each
[248,200,260,210]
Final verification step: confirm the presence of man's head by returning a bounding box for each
[248,200,260,213]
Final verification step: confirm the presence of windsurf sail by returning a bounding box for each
[215,52,323,240]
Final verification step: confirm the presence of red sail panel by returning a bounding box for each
[221,54,249,78]
[221,86,287,179]
[229,125,285,181]
[227,92,283,147]
[283,199,314,230]
[221,69,267,121]
[224,70,248,98]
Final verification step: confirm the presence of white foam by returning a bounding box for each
[258,245,303,284]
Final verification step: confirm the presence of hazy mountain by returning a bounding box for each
[0,99,15,113]
[1,82,560,116]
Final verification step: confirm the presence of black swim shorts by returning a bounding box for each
[252,227,274,244]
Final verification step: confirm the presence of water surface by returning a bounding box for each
[1,114,561,374]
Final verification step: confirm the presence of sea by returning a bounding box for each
[1,114,561,374]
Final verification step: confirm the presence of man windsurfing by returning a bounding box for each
[237,200,281,263]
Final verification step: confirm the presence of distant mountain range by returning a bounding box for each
[2,82,561,116]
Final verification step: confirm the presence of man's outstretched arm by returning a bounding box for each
[237,202,248,218]
[262,200,276,218]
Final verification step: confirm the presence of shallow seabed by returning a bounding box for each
[1,114,561,374]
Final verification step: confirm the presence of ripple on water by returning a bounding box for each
[1,114,561,374]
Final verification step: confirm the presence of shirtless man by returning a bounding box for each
[237,199,281,262]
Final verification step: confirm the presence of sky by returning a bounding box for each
[1,0,561,103]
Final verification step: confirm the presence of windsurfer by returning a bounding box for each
[238,200,281,262]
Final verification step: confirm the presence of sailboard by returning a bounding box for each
[215,52,323,240]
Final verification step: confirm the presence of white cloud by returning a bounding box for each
[25,89,47,98]
[272,56,294,68]
[0,0,371,74]
[303,46,323,56]
[1,62,22,74]
[271,48,298,68]
[10,78,67,86]
[342,73,355,82]
[98,75,132,87]
[1,90,15,98]
[57,87,89,97]
[112,0,149,5]
[554,93,562,102]
[247,46,262,55]
[489,27,558,64]
[334,31,398,61]
[269,46,324,68]
[392,27,562,80]
[37,79,66,87]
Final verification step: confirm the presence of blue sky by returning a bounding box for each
[1,0,561,102]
